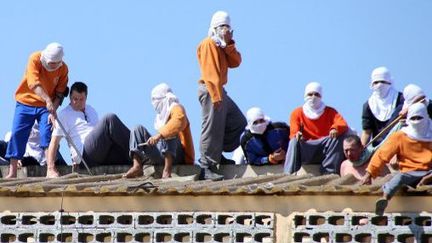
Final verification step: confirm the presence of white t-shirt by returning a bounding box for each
[52,104,99,163]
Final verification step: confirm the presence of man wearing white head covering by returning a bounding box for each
[361,67,404,147]
[197,11,246,181]
[400,84,432,119]
[361,103,432,215]
[240,107,289,165]
[284,82,349,175]
[124,83,195,179]
[4,42,69,178]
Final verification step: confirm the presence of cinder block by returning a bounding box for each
[37,229,77,242]
[173,230,193,243]
[194,229,214,243]
[0,212,19,228]
[253,229,274,243]
[96,213,116,228]
[195,212,214,227]
[115,230,135,242]
[292,214,307,230]
[216,213,234,228]
[116,213,134,228]
[213,228,233,243]
[234,213,254,228]
[0,229,37,243]
[255,213,274,229]
[176,212,195,228]
[134,230,153,243]
[136,213,156,228]
[292,230,312,243]
[154,213,175,228]
[94,231,113,242]
[154,230,173,242]
[77,232,95,243]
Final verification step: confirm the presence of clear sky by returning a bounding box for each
[1,1,431,163]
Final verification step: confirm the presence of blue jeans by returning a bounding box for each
[383,170,432,198]
[6,102,51,160]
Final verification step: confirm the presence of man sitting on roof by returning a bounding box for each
[340,134,389,180]
[400,84,432,118]
[284,82,349,175]
[361,103,432,216]
[240,107,289,165]
[361,67,404,148]
[124,83,194,179]
[46,82,131,178]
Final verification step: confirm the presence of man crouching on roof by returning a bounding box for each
[46,82,131,178]
[284,82,349,175]
[123,83,195,179]
[361,103,432,216]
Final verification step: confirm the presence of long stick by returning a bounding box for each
[56,118,93,175]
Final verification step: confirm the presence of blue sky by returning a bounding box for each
[1,1,431,163]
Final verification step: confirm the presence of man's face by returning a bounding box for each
[47,61,62,70]
[70,90,87,112]
[343,140,362,162]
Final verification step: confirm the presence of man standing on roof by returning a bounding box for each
[124,83,194,179]
[240,107,289,165]
[284,82,349,175]
[4,43,69,178]
[361,103,432,216]
[196,11,247,181]
[46,82,131,178]
[361,67,404,147]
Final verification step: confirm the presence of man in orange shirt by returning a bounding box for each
[361,103,432,216]
[284,82,349,175]
[124,83,194,179]
[5,43,68,178]
[197,11,247,181]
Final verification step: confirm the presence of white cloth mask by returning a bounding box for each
[151,83,179,130]
[401,103,432,142]
[250,122,268,135]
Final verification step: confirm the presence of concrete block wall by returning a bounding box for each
[291,211,432,242]
[0,211,274,242]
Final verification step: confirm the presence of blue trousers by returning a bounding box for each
[383,170,432,198]
[6,102,51,160]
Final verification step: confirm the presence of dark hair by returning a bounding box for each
[70,82,88,96]
[344,134,361,146]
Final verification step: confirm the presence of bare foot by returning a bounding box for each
[5,172,17,179]
[46,169,60,178]
[162,170,172,179]
[123,165,143,178]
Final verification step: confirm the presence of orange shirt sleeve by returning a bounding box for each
[289,108,302,139]
[158,105,187,139]
[366,133,400,178]
[26,52,43,90]
[198,39,223,103]
[224,42,242,68]
[330,109,349,136]
[55,65,69,94]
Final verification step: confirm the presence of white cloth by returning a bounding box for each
[4,131,11,142]
[40,42,64,72]
[302,82,326,120]
[52,104,99,164]
[368,67,398,121]
[402,84,429,110]
[208,11,231,48]
[24,122,46,165]
[245,107,270,134]
[401,103,432,142]
[151,83,179,131]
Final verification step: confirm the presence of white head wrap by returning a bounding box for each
[302,82,326,120]
[402,84,429,110]
[401,103,432,142]
[40,42,64,72]
[151,83,179,130]
[246,107,270,135]
[208,11,231,48]
[367,66,398,121]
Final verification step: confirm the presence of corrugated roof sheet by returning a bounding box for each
[1,172,431,197]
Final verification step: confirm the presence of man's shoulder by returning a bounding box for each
[29,51,42,60]
[198,37,216,48]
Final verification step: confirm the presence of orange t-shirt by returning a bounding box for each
[197,37,241,103]
[158,104,195,164]
[15,51,69,107]
[289,106,348,140]
[367,131,432,178]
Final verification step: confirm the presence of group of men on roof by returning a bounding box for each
[1,10,431,214]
